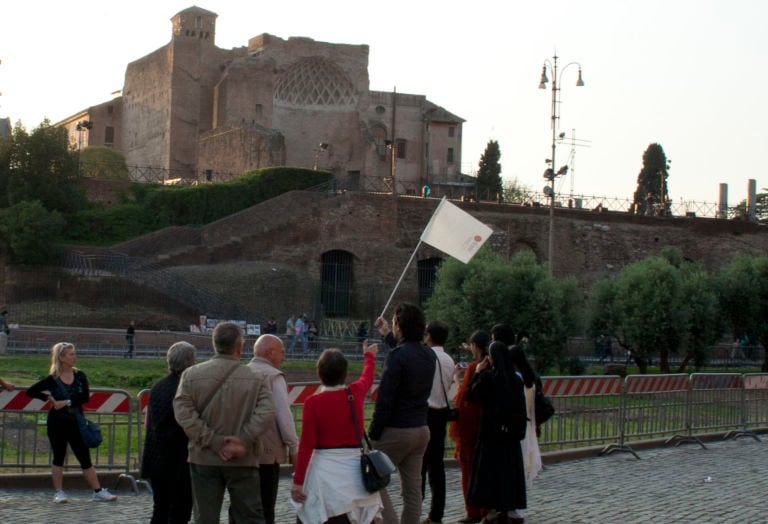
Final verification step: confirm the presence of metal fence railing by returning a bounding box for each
[3,373,766,477]
[0,388,134,476]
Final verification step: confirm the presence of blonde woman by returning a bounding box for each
[26,342,117,504]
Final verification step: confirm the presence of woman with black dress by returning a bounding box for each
[466,341,527,523]
[26,342,117,504]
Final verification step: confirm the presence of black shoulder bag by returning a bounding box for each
[346,387,396,493]
[534,379,555,426]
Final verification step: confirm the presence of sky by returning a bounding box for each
[1,0,766,205]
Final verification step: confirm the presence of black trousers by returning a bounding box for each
[422,408,449,522]
[259,463,281,524]
[149,465,193,524]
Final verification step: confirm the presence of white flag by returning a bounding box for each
[420,197,493,264]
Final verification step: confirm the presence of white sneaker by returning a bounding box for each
[92,488,117,501]
[53,490,69,503]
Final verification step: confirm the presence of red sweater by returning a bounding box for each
[293,352,375,485]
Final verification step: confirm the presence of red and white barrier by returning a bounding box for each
[542,376,622,397]
[0,388,131,413]
[743,373,768,390]
[136,383,381,413]
[624,374,689,394]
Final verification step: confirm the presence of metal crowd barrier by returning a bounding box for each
[0,387,134,475]
[729,373,768,440]
[688,373,744,437]
[539,375,624,452]
[605,374,700,458]
[4,374,768,477]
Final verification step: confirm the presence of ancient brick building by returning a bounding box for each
[58,6,469,195]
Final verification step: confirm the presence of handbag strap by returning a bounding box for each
[439,368,452,409]
[345,387,371,451]
[198,361,240,415]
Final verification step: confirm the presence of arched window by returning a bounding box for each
[321,250,353,317]
[417,257,443,306]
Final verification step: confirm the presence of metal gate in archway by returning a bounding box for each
[321,250,352,317]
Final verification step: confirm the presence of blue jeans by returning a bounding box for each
[189,463,264,524]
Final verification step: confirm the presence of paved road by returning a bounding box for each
[0,438,764,523]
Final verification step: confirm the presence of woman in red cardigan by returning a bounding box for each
[448,330,490,524]
[291,340,381,524]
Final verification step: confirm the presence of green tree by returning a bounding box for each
[79,146,130,180]
[632,143,670,216]
[716,255,768,371]
[476,140,502,201]
[0,200,65,265]
[588,247,720,373]
[501,177,530,203]
[425,248,580,373]
[0,120,87,213]
[734,190,768,221]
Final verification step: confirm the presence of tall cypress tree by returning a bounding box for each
[476,140,502,201]
[633,143,670,215]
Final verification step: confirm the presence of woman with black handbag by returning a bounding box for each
[25,342,117,504]
[291,341,382,523]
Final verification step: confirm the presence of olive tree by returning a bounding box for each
[717,255,768,371]
[425,248,580,373]
[588,247,720,373]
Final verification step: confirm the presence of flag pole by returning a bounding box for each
[380,240,423,319]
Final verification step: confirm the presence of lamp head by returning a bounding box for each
[576,68,585,87]
[538,65,549,89]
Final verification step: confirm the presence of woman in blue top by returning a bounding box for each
[26,342,117,504]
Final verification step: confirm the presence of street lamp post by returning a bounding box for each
[539,53,584,274]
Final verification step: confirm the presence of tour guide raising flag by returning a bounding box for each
[380,197,493,316]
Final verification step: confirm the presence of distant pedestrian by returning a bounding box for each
[0,310,9,336]
[125,321,135,359]
[290,315,308,353]
[357,322,368,349]
[286,314,296,350]
[307,320,319,351]
[264,318,278,335]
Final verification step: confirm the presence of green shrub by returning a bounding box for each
[63,167,331,244]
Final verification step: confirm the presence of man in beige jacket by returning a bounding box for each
[174,322,275,523]
[247,334,299,524]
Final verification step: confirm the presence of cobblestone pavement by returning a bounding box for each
[0,438,764,523]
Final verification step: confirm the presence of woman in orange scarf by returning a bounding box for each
[448,330,490,523]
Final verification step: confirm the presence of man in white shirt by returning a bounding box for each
[247,334,299,524]
[421,320,455,524]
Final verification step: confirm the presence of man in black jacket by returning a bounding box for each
[370,303,436,524]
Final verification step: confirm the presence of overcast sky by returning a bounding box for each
[1,0,766,206]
